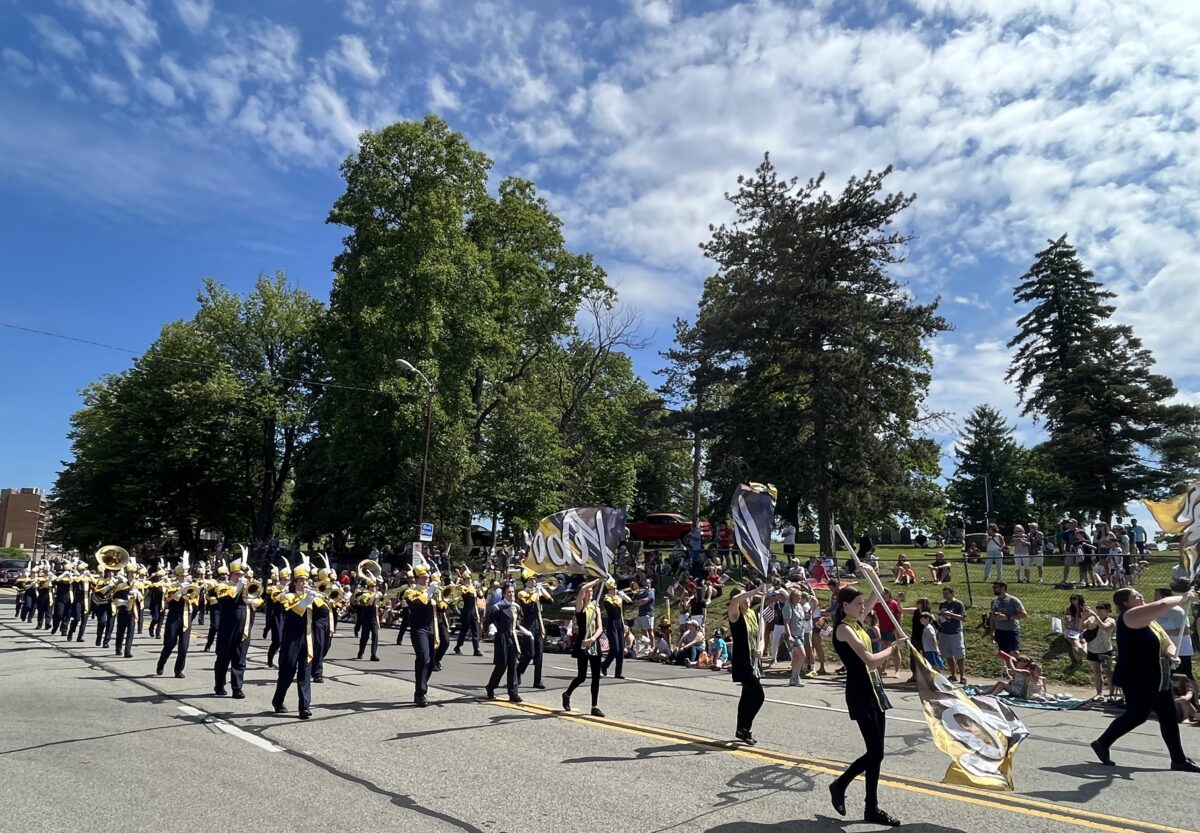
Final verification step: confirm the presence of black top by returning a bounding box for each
[833,618,886,720]
[1113,613,1168,691]
[572,604,599,658]
[729,608,761,683]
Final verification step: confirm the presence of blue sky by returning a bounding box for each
[1,0,1198,526]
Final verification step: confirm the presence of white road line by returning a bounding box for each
[545,662,929,724]
[178,705,282,753]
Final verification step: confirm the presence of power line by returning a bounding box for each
[0,320,392,397]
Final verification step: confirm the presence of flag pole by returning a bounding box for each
[834,524,904,638]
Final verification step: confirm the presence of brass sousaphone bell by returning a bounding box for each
[357,558,382,583]
[95,545,130,572]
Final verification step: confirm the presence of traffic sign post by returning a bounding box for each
[420,522,434,542]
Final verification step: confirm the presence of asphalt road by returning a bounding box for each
[1,598,1197,833]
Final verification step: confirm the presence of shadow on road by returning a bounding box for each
[702,817,969,833]
[562,741,714,765]
[1023,762,1160,803]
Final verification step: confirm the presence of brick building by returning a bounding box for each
[0,488,48,552]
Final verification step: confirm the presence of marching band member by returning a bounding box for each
[266,560,290,668]
[353,577,383,661]
[213,552,260,699]
[728,580,767,746]
[273,559,316,720]
[67,561,91,642]
[394,568,413,646]
[484,581,527,702]
[600,578,632,680]
[157,554,198,678]
[35,565,53,630]
[92,568,117,647]
[135,563,150,633]
[454,569,483,656]
[563,578,605,717]
[112,562,143,658]
[405,565,438,707]
[146,562,167,639]
[431,571,451,672]
[49,562,74,637]
[17,569,35,621]
[311,556,338,684]
[193,561,209,626]
[829,572,905,827]
[516,570,553,689]
[204,560,229,652]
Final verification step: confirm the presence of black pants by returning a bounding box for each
[214,636,248,693]
[267,610,283,665]
[148,605,163,638]
[601,621,624,677]
[358,613,379,658]
[456,615,481,653]
[833,708,886,812]
[51,597,70,634]
[20,591,34,620]
[412,630,434,699]
[1096,685,1188,765]
[158,619,190,675]
[273,637,311,713]
[737,675,765,733]
[395,607,409,645]
[69,603,87,641]
[1178,655,1193,681]
[114,609,135,656]
[36,595,51,629]
[487,638,519,697]
[95,607,114,646]
[434,613,450,665]
[565,653,601,709]
[517,632,544,686]
[204,609,222,652]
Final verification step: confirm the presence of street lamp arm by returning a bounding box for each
[395,358,433,391]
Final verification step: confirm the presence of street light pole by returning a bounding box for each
[24,508,43,562]
[396,359,434,543]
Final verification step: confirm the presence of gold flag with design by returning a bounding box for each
[910,651,1028,790]
[522,507,627,578]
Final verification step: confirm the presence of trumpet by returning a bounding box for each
[538,577,560,591]
[326,585,346,604]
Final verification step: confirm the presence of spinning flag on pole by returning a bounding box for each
[522,507,627,579]
[1143,480,1200,583]
[732,482,777,577]
[910,650,1029,790]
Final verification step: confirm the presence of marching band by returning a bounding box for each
[10,547,599,724]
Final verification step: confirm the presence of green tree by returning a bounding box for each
[1007,235,1192,519]
[691,158,949,557]
[295,116,607,549]
[946,405,1032,530]
[50,275,323,552]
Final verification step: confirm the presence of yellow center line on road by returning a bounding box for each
[489,699,1193,833]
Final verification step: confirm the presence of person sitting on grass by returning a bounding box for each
[1173,675,1200,725]
[927,552,952,584]
[983,658,1049,702]
[893,556,916,585]
[710,627,730,670]
[672,620,706,666]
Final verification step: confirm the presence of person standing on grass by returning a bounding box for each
[1012,525,1030,584]
[1081,600,1117,701]
[1092,587,1200,772]
[937,586,967,683]
[1155,588,1195,681]
[984,523,1005,583]
[1028,523,1046,584]
[988,581,1027,654]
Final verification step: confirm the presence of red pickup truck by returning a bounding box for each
[627,513,712,544]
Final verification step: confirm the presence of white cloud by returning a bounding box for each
[62,0,158,48]
[2,49,36,73]
[88,71,128,104]
[303,80,364,149]
[328,34,382,83]
[627,0,673,27]
[428,73,460,112]
[30,14,86,61]
[173,0,213,34]
[142,76,176,106]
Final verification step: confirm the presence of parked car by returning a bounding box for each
[626,513,711,545]
[0,558,28,586]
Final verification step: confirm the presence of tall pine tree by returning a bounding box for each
[1006,235,1197,519]
[946,405,1031,531]
[692,158,948,557]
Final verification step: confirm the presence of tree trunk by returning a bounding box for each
[691,424,702,525]
[814,411,834,561]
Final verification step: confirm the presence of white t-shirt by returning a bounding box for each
[986,534,1004,557]
[1157,606,1194,656]
[922,623,939,652]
